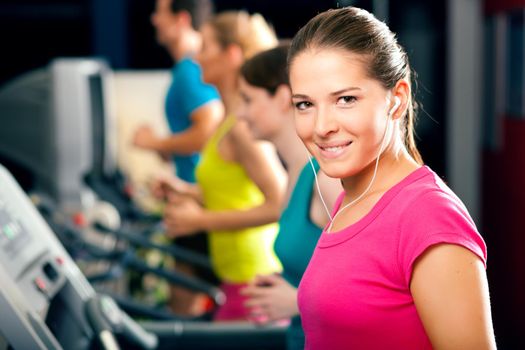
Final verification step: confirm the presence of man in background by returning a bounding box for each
[133,0,223,316]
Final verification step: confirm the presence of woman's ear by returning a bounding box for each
[391,79,410,120]
[274,84,292,112]
[226,44,244,68]
[175,10,192,28]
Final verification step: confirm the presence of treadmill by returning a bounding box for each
[0,164,286,350]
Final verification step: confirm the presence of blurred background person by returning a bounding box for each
[133,0,223,317]
[237,43,341,349]
[162,11,287,322]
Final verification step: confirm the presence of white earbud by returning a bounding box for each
[307,96,403,231]
[389,97,401,117]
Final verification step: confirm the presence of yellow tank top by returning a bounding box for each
[195,116,282,283]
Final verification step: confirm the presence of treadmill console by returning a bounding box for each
[0,164,95,349]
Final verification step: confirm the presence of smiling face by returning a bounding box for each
[238,77,284,140]
[289,48,393,180]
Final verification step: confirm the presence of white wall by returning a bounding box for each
[113,70,172,211]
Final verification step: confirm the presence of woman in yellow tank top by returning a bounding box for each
[162,11,286,321]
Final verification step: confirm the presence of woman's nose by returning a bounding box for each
[314,106,338,137]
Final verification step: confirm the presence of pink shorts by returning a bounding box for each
[213,282,250,321]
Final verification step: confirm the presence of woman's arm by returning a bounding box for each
[134,101,223,154]
[241,274,299,323]
[150,172,202,203]
[198,120,287,231]
[411,244,496,350]
[163,120,286,236]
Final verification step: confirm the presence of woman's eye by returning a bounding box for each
[240,93,250,104]
[294,101,313,111]
[336,96,357,105]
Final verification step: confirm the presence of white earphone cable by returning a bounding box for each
[308,98,398,232]
[307,155,333,220]
[326,120,388,231]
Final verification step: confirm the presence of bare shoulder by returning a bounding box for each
[190,100,224,123]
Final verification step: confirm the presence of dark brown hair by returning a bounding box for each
[240,41,291,95]
[288,7,422,164]
[169,0,214,29]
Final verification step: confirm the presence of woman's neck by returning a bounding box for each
[168,30,201,62]
[271,112,308,174]
[215,74,240,115]
[341,142,419,201]
[270,111,310,206]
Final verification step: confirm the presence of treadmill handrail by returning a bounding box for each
[93,222,212,269]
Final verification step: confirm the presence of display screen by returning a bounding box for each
[0,198,31,257]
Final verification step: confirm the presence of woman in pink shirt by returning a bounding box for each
[287,7,496,350]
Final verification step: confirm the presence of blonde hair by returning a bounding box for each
[208,11,278,60]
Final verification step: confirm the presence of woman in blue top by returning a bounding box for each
[238,43,341,349]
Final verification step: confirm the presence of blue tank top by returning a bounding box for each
[274,160,323,350]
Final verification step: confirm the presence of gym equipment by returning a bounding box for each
[0,58,151,222]
[0,164,286,349]
[0,163,157,349]
[32,193,224,321]
[0,58,114,210]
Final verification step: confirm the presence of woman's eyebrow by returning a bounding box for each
[329,87,361,96]
[292,86,362,100]
[291,93,310,99]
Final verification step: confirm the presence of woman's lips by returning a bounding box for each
[317,141,352,159]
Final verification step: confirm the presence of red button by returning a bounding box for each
[55,256,64,266]
[34,277,47,292]
[72,212,87,227]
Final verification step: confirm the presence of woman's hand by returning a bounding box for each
[149,174,188,199]
[133,125,158,149]
[149,173,203,204]
[241,274,299,324]
[163,196,205,237]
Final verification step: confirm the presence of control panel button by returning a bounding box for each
[55,256,64,266]
[34,277,47,293]
[43,262,59,281]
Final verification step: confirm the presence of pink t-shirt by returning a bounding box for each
[297,166,487,349]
